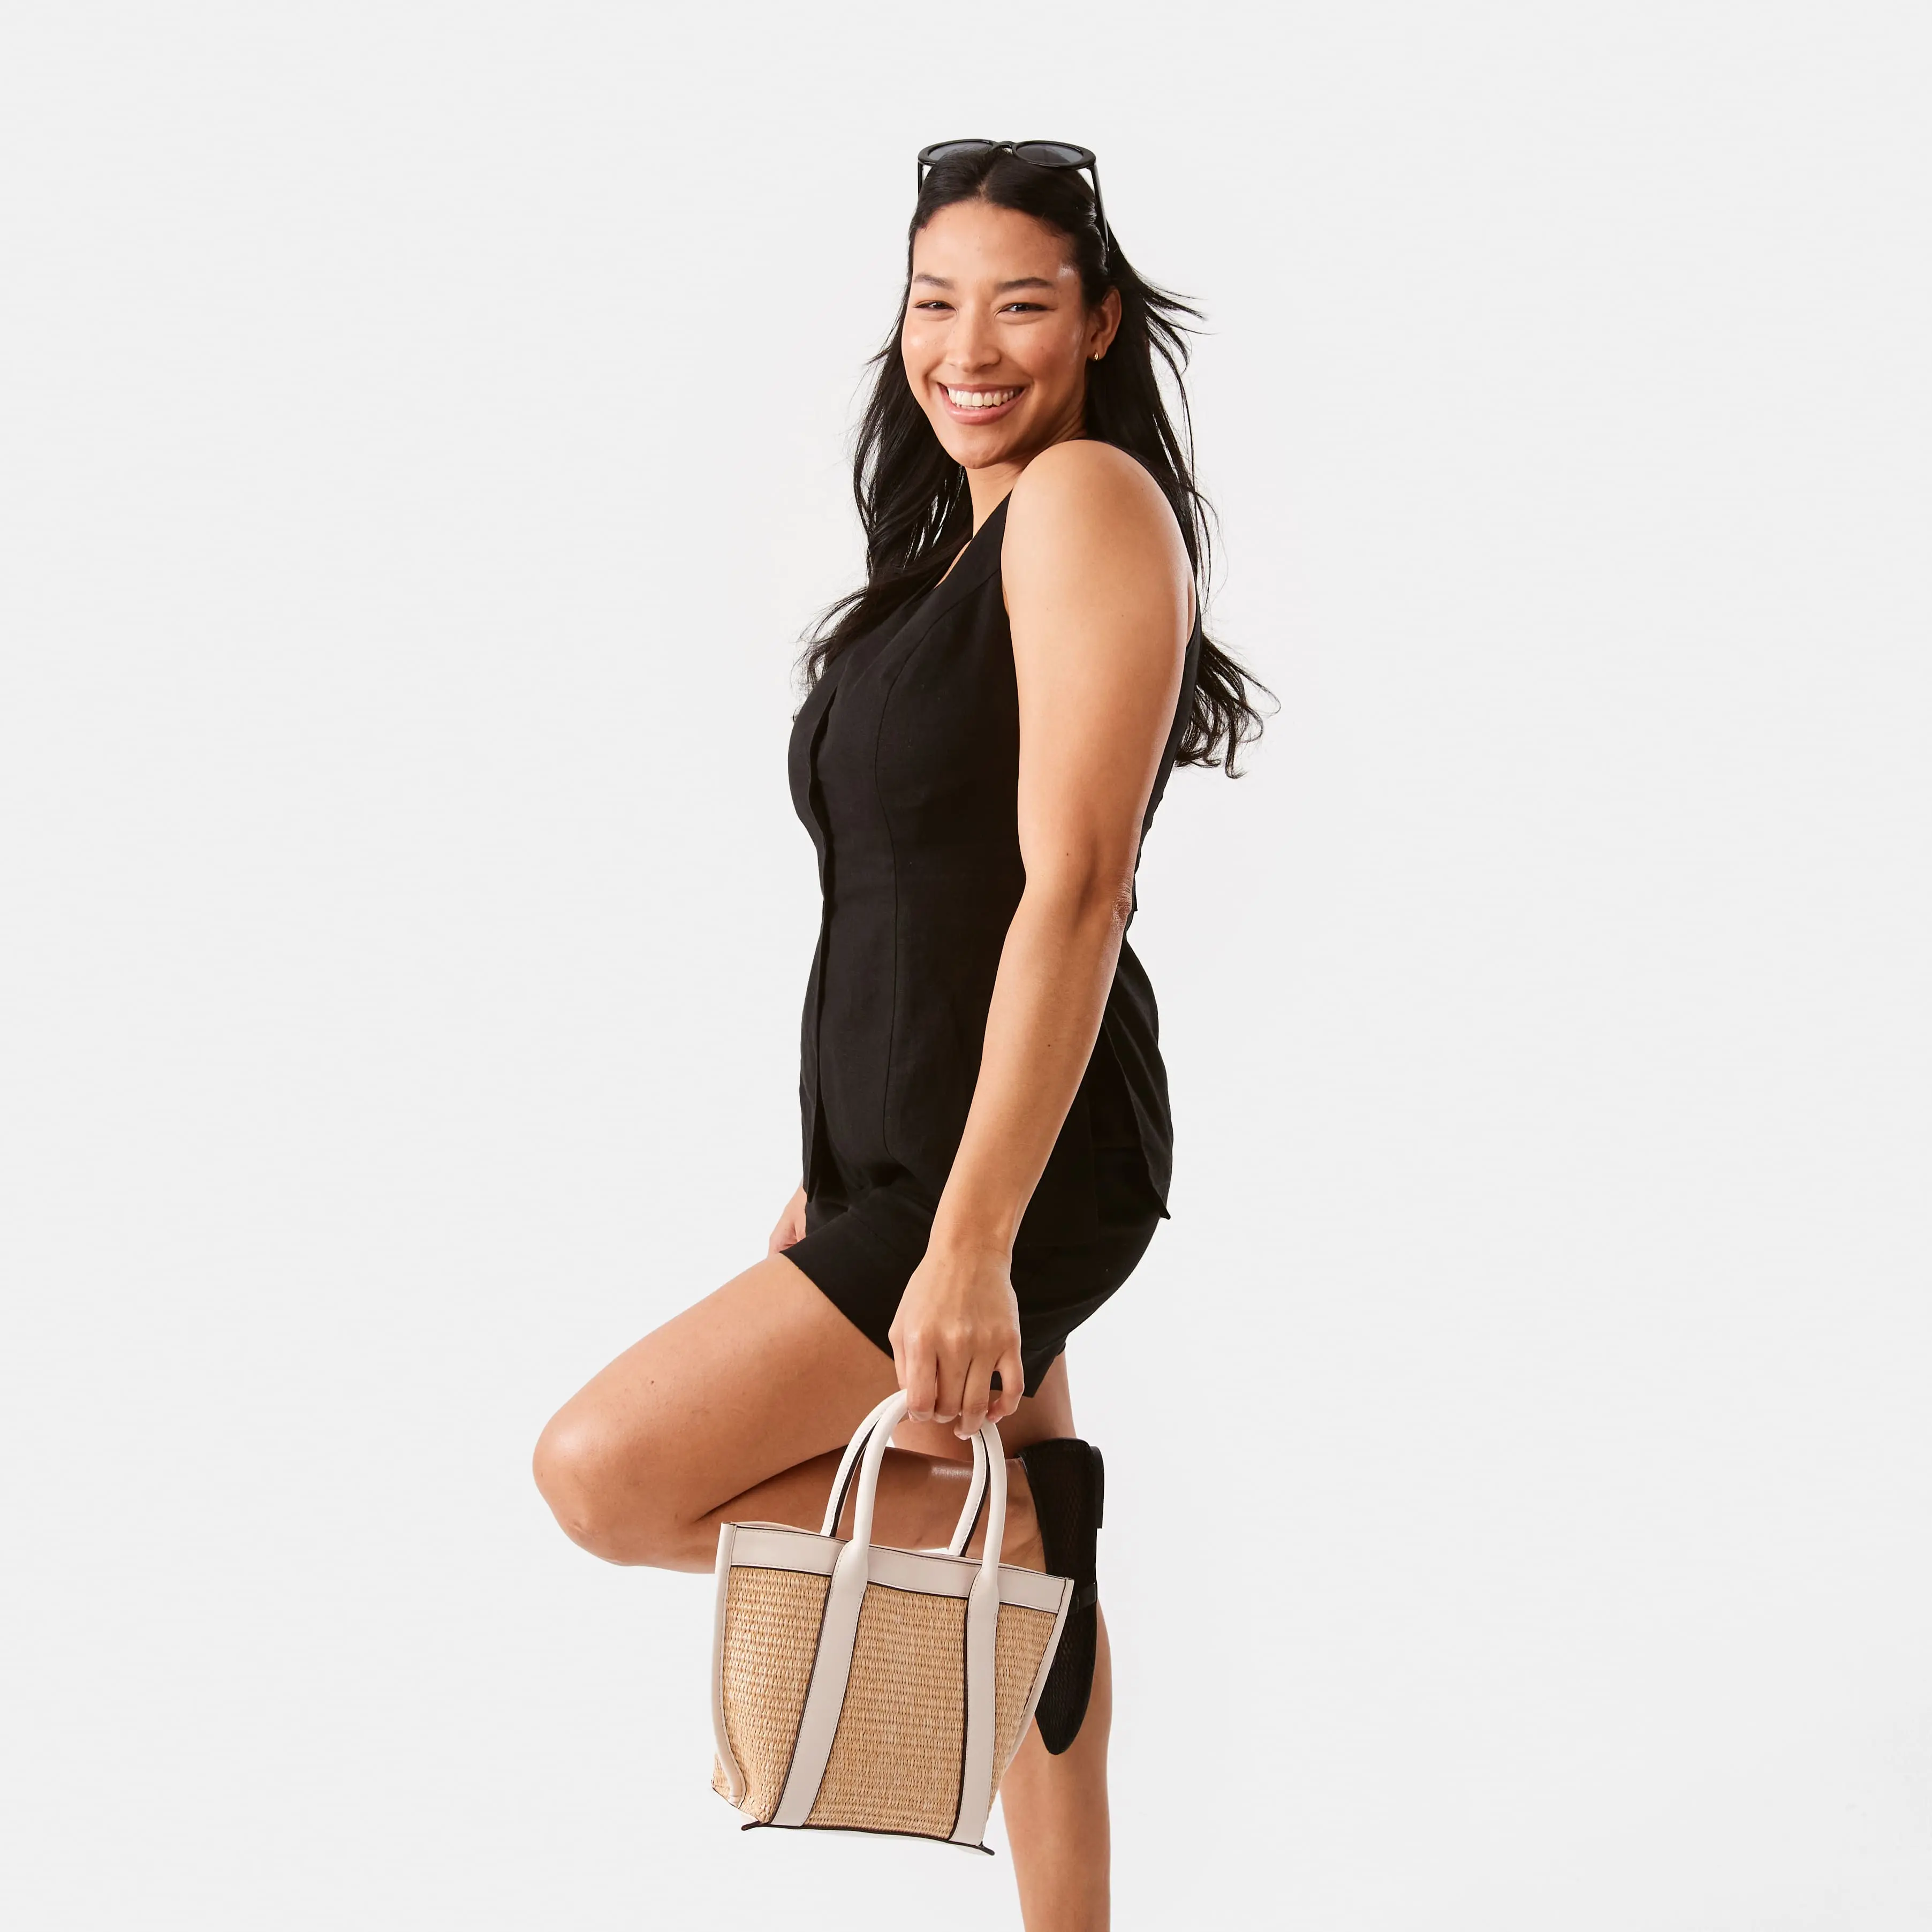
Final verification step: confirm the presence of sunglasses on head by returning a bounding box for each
[915,139,1109,269]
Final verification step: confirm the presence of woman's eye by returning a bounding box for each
[1002,302,1045,315]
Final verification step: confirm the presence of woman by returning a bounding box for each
[534,140,1264,1925]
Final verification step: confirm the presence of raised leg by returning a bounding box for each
[532,1252,1110,1926]
[532,1250,1044,1569]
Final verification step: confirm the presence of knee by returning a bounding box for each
[529,1411,612,1555]
[532,1409,693,1569]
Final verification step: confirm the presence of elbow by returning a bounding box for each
[1025,863,1136,936]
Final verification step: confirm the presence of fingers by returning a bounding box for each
[898,1334,1025,1436]
[986,1347,1026,1427]
[903,1335,964,1427]
[898,1342,939,1426]
[889,1268,1024,1431]
[892,1327,992,1427]
[954,1357,997,1441]
[933,1348,973,1431]
[890,1310,935,1423]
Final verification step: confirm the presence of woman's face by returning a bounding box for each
[901,199,1120,472]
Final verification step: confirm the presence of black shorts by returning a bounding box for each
[783,1145,1163,1395]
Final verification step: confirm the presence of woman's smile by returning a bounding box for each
[937,381,1028,422]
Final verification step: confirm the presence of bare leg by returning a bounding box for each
[532,1251,1045,1570]
[999,1602,1112,1930]
[532,1254,1110,1926]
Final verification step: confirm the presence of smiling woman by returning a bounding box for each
[533,140,1267,1923]
[913,226,1106,437]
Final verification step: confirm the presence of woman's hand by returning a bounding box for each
[767,1184,808,1257]
[889,1239,1026,1439]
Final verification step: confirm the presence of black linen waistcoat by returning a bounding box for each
[787,491,1204,1246]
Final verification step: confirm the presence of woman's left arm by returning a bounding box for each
[889,441,1193,1438]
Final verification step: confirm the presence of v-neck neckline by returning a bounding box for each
[933,490,1011,590]
[808,493,1012,727]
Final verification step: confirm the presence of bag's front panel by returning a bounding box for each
[990,1603,1059,1793]
[716,1564,832,1822]
[806,1582,967,1837]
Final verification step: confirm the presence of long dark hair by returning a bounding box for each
[795,146,1270,776]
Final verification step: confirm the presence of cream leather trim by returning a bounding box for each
[1007,1586,1075,1778]
[769,1534,869,1828]
[816,1391,898,1537]
[723,1526,839,1576]
[949,1437,1006,1845]
[771,1399,916,1827]
[708,1525,747,1806]
[723,1527,1069,1613]
[948,1443,990,1557]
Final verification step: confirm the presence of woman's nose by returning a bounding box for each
[943,305,1001,375]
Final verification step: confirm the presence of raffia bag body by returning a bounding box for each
[709,1390,1074,1852]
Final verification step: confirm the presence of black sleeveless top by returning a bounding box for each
[787,489,1204,1247]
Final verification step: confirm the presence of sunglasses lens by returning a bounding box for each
[1013,142,1088,168]
[922,140,998,165]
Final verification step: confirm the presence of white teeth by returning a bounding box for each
[946,386,1019,409]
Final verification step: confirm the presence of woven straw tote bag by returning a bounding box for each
[709,1389,1075,1851]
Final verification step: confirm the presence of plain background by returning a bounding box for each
[4,3,1929,1926]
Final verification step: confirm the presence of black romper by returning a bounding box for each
[781,488,1204,1391]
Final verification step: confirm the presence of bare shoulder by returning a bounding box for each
[1010,436,1165,522]
[1002,440,1191,610]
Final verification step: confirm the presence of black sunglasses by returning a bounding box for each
[915,139,1109,270]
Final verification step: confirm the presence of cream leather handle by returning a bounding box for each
[819,1390,991,1557]
[846,1392,1006,1590]
[817,1391,896,1535]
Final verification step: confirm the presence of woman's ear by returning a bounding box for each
[1089,287,1123,360]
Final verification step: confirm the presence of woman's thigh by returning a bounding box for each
[533,1251,899,1565]
[532,1252,1080,1566]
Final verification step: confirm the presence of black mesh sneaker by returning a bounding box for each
[1014,1438,1105,1755]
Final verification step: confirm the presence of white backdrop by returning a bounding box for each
[4,4,1929,1926]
